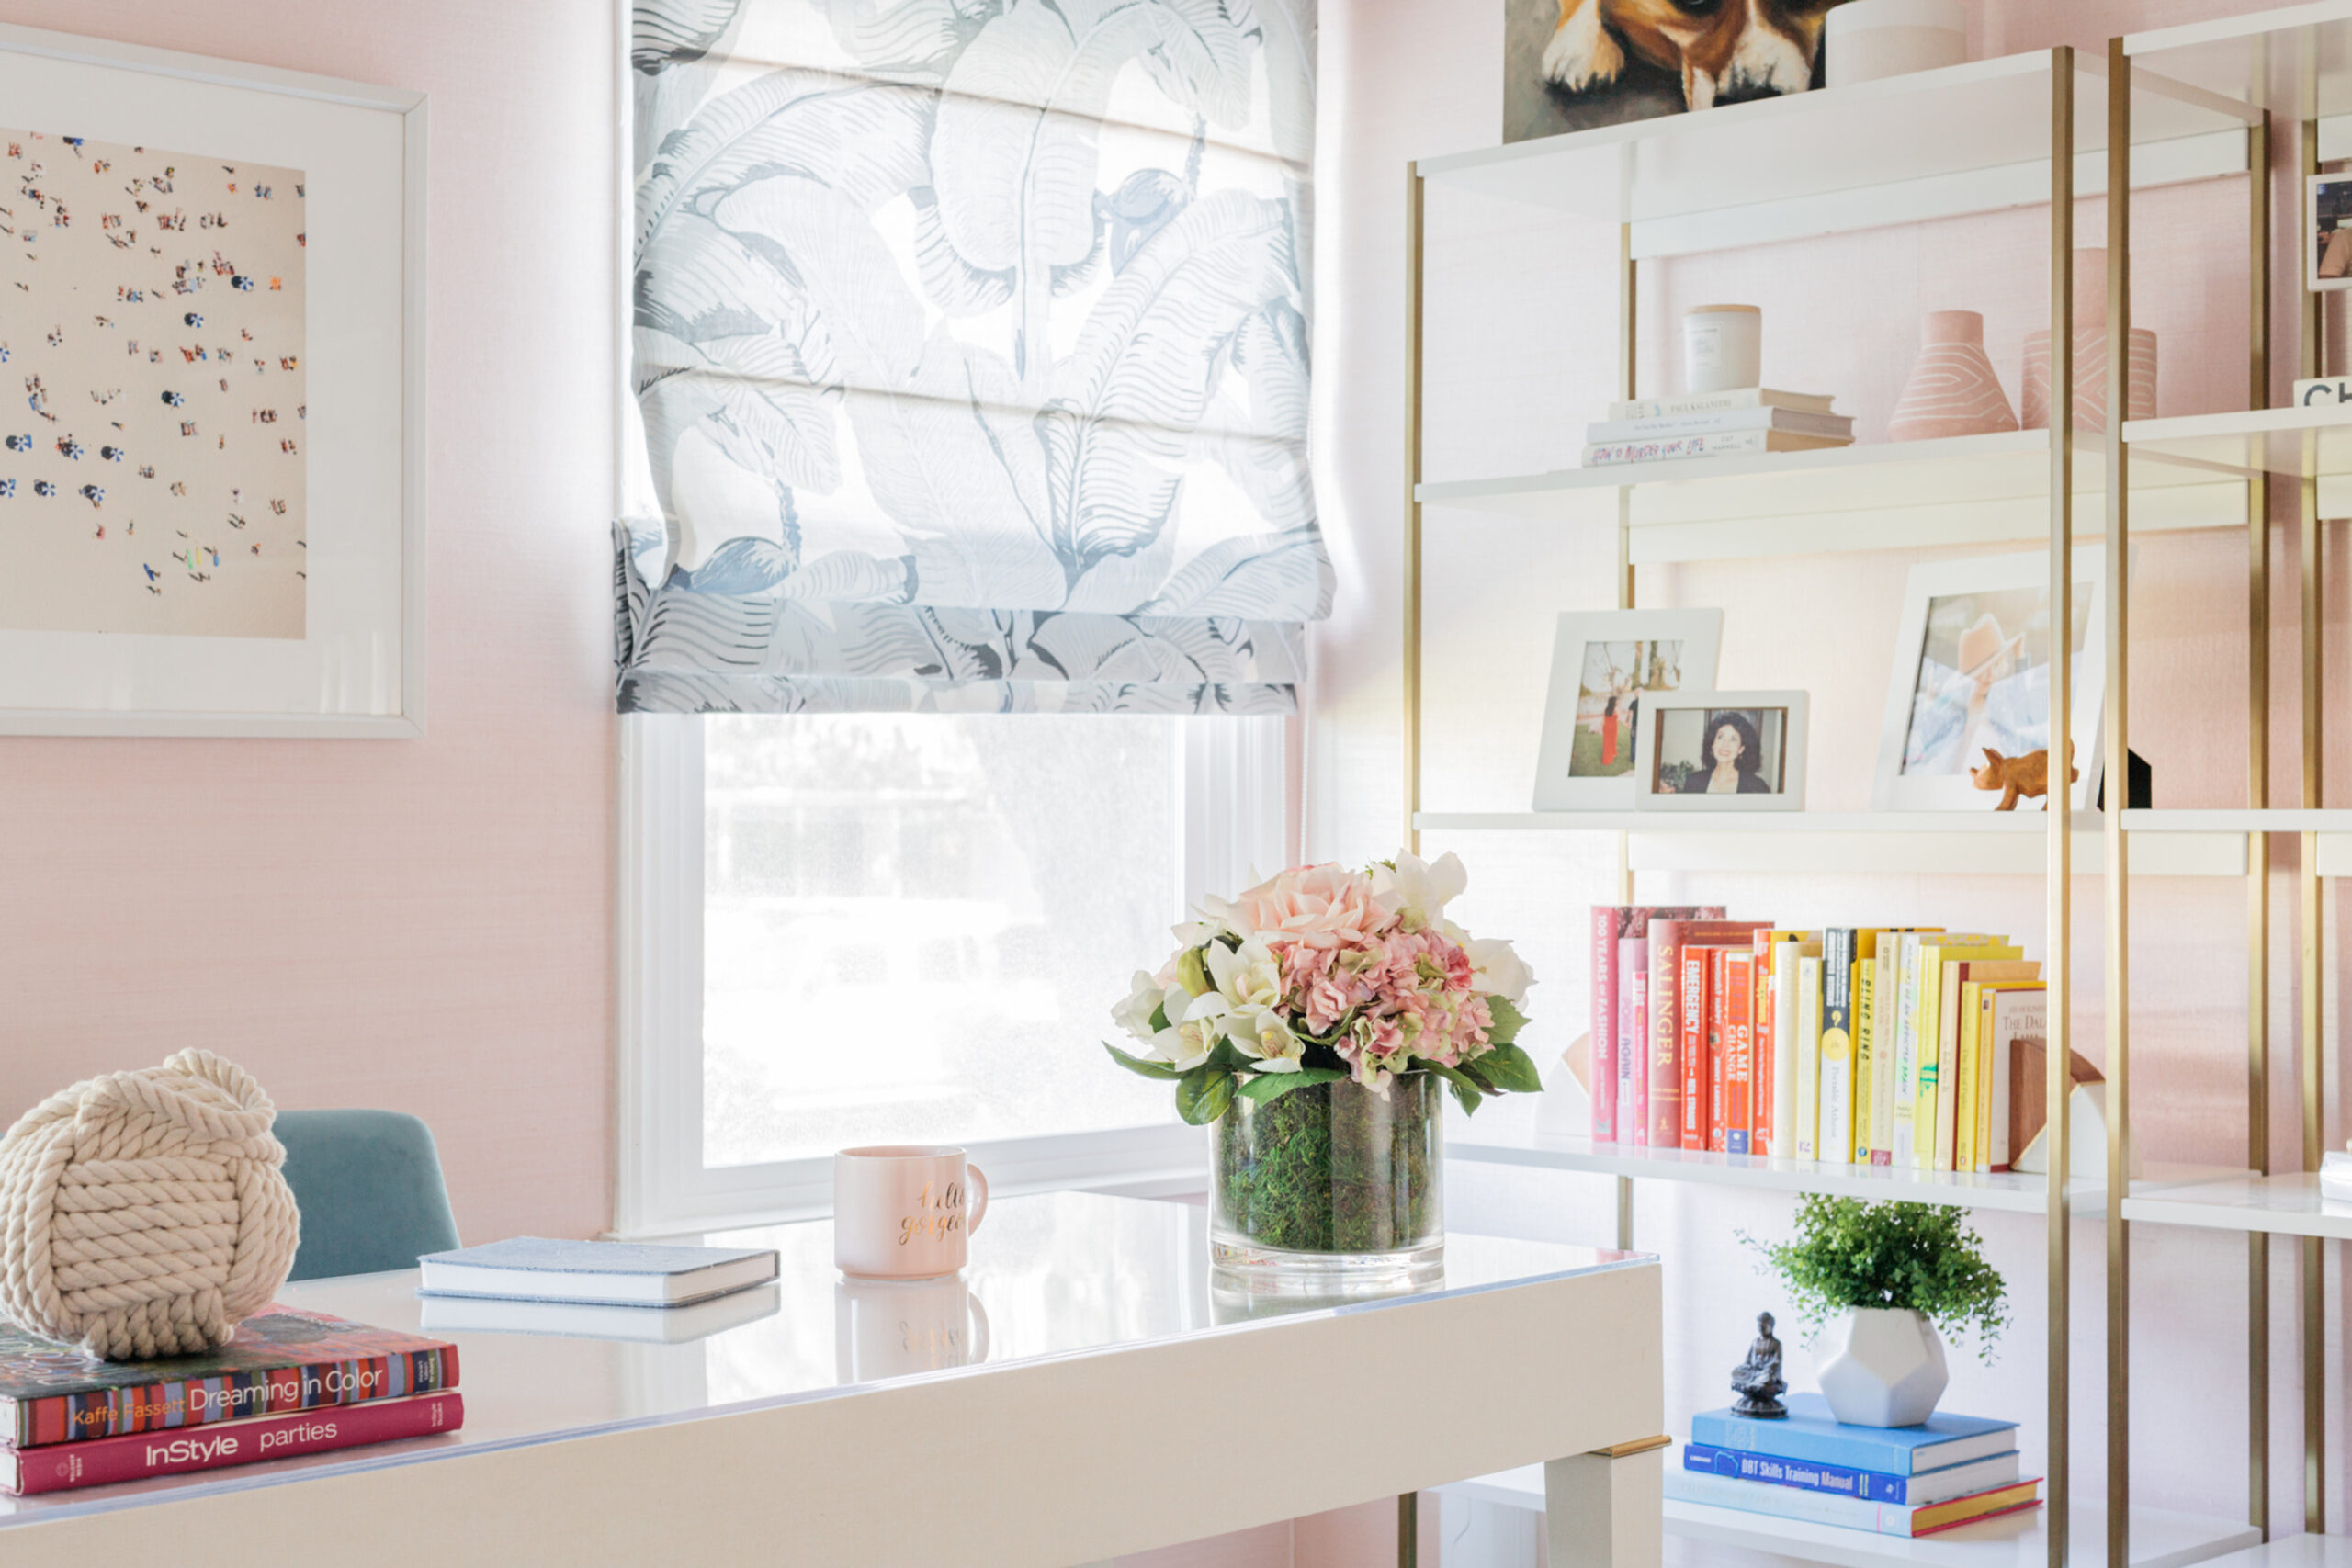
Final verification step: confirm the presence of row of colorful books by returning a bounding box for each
[1591,905,2058,1170]
[0,1308,459,1495]
[1580,388,1854,468]
[1667,1394,2041,1537]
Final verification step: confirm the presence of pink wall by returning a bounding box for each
[0,0,617,1244]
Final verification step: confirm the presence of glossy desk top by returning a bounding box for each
[0,1190,1645,1529]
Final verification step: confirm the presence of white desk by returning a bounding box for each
[0,1192,1664,1567]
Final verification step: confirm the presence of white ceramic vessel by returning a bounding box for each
[1826,0,1967,88]
[1816,1305,1951,1427]
[1682,305,1762,394]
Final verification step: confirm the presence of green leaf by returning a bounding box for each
[1426,1062,1486,1116]
[1486,995,1530,1047]
[1102,1041,1182,1080]
[1176,1068,1235,1125]
[1148,1001,1170,1032]
[1206,1036,1254,1075]
[1236,1066,1349,1105]
[1476,1041,1544,1095]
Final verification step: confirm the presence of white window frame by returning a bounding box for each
[613,711,1288,1238]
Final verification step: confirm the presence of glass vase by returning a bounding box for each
[1209,1073,1443,1291]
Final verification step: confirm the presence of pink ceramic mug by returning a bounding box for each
[833,1145,990,1280]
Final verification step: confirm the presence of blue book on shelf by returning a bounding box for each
[1690,1394,2017,1475]
[1682,1441,2021,1506]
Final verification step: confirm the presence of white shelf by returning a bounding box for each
[1436,1472,2259,1568]
[1418,433,2245,564]
[2130,4,2352,161]
[1412,812,2250,877]
[1445,1085,2246,1215]
[1419,51,2253,258]
[2122,1171,2352,1241]
[2194,1536,2352,1568]
[2126,406,2352,517]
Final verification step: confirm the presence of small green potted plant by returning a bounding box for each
[1745,1196,2009,1427]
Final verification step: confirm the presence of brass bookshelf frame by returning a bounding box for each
[1401,29,2332,1568]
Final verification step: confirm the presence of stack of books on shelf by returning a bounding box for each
[0,1308,460,1495]
[417,1237,782,1344]
[1581,389,1853,469]
[1668,1394,2041,1537]
[1590,906,2060,1170]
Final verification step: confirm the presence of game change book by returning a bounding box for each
[0,1308,459,1449]
[5,1392,462,1495]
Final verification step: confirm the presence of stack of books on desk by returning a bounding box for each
[1581,389,1853,468]
[417,1237,782,1343]
[0,1308,461,1495]
[1667,1394,2039,1537]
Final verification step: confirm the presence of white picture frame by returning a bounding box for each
[1872,547,2111,813]
[1531,608,1723,809]
[1633,690,1809,812]
[2314,173,2352,292]
[0,24,424,736]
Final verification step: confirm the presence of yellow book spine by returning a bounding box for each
[1852,948,1876,1164]
[1974,991,1998,1171]
[1954,980,1983,1173]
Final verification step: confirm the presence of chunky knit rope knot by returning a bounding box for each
[0,1051,299,1360]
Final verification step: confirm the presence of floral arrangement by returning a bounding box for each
[1104,851,1541,1123]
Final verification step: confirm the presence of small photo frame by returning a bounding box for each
[1633,692,1808,813]
[1532,609,1723,809]
[1871,547,2113,813]
[2313,174,2352,291]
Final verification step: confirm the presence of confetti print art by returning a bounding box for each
[1,127,305,637]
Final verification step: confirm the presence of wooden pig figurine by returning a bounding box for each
[1972,742,2078,810]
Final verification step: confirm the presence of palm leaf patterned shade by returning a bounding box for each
[616,0,1328,715]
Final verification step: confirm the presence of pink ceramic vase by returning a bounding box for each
[1887,310,2017,442]
[2020,247,2157,429]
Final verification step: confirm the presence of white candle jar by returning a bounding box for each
[1682,305,1762,394]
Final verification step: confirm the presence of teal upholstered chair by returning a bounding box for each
[275,1110,462,1281]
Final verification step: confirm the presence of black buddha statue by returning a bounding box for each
[1731,1311,1788,1418]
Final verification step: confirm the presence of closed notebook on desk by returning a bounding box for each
[418,1238,781,1307]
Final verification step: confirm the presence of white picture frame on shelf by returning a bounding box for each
[2312,173,2352,292]
[1872,547,2112,813]
[1531,608,1723,809]
[1632,690,1808,812]
[0,23,424,736]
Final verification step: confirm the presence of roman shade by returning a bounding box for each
[616,0,1327,715]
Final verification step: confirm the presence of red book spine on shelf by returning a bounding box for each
[1706,948,1731,1152]
[6,1392,462,1495]
[1679,945,1711,1150]
[1752,932,1777,1158]
[1590,907,1619,1144]
[1627,956,1649,1147]
[1645,917,1748,1148]
[1723,950,1755,1154]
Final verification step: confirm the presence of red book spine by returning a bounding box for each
[1647,923,1683,1148]
[1723,951,1755,1154]
[1590,908,1619,1144]
[1706,948,1730,1152]
[6,1392,462,1495]
[1679,947,1710,1150]
[9,1340,461,1449]
[1753,932,1777,1157]
[1628,964,1649,1146]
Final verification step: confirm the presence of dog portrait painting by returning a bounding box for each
[1506,0,1859,144]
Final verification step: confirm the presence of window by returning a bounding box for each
[618,711,1284,1235]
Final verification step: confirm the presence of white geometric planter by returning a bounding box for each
[1816,1306,1950,1427]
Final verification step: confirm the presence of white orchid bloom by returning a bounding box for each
[1464,936,1535,1004]
[1152,986,1232,1071]
[1371,850,1469,931]
[1204,938,1283,1014]
[1112,970,1166,1043]
[1237,1010,1306,1071]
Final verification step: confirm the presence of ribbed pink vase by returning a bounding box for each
[1887,310,2018,442]
[2021,248,2157,429]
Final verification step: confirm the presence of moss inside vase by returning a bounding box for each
[1212,1077,1441,1255]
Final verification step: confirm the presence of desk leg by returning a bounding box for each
[1398,1491,1419,1568]
[1544,1447,1663,1568]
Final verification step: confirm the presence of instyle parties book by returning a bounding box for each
[417,1237,781,1307]
[5,1392,462,1495]
[0,1308,458,1449]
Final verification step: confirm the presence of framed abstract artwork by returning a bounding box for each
[0,24,424,735]
[1531,608,1723,809]
[1872,547,2113,813]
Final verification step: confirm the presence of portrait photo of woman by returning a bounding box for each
[1679,709,1772,795]
[1636,691,1807,812]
